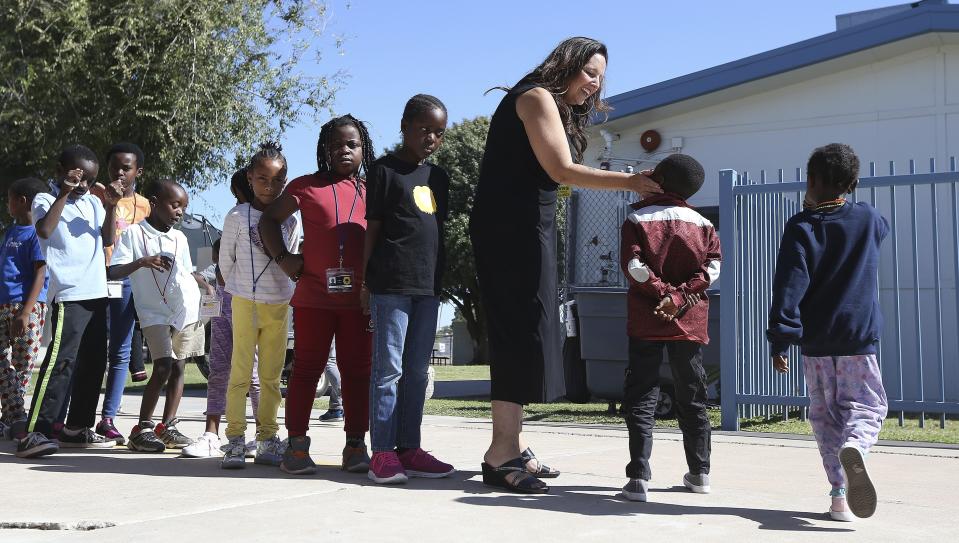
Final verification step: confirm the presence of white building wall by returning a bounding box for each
[587,43,959,207]
[571,42,959,401]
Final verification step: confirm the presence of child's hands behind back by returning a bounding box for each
[772,354,789,373]
[653,296,679,321]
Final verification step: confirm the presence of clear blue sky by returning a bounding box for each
[190,0,892,327]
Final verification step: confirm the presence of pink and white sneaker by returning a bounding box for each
[368,451,408,484]
[398,448,455,478]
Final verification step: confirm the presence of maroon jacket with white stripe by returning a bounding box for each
[619,195,721,343]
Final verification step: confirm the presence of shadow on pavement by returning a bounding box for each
[455,482,853,532]
[1,447,852,533]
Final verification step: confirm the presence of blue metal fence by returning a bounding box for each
[719,161,959,431]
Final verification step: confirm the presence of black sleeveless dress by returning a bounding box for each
[470,84,561,405]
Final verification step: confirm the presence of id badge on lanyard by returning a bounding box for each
[326,267,355,293]
[106,280,124,299]
[327,180,360,294]
[199,294,222,318]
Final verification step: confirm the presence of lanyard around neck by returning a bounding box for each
[140,224,177,305]
[331,179,360,267]
[248,205,272,296]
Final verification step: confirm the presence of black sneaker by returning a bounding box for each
[156,419,193,449]
[319,409,344,422]
[128,422,166,453]
[59,427,117,448]
[16,432,59,458]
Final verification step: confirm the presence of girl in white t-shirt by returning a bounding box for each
[219,143,299,469]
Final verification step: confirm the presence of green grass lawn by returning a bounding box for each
[420,398,719,428]
[121,361,208,392]
[416,399,959,444]
[739,410,959,445]
[25,360,209,398]
[432,364,490,381]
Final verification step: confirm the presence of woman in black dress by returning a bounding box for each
[470,37,661,493]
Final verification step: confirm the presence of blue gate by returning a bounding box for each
[719,161,959,430]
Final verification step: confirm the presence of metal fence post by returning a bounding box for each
[719,169,739,430]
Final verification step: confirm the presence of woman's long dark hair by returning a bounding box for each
[489,37,609,164]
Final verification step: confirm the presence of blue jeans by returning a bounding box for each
[102,278,136,418]
[369,294,438,452]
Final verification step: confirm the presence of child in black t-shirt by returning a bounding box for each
[363,94,453,484]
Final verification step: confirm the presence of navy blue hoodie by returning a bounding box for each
[767,201,889,357]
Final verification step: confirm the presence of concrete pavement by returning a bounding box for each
[1,392,956,542]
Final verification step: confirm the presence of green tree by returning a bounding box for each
[0,0,344,196]
[428,116,490,364]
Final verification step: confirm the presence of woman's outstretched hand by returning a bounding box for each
[627,170,663,198]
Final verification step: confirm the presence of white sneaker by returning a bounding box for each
[839,444,877,518]
[182,432,223,458]
[828,493,855,521]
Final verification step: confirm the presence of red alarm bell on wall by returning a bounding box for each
[640,129,661,152]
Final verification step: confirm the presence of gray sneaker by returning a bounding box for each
[839,444,877,518]
[16,432,59,458]
[683,472,711,494]
[281,436,317,475]
[157,419,193,449]
[622,478,649,502]
[221,436,247,469]
[254,435,286,466]
[128,422,165,453]
[342,443,371,473]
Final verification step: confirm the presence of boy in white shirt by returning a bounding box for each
[109,179,202,453]
[18,145,123,459]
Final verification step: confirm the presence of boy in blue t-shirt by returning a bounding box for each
[767,143,889,522]
[1,178,49,441]
[16,145,124,459]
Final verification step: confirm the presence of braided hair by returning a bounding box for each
[401,94,447,126]
[247,141,288,179]
[316,114,375,178]
[229,167,254,204]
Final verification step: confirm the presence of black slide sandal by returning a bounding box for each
[521,447,561,478]
[482,458,550,494]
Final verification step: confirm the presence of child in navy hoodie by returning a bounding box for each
[619,154,721,502]
[767,143,889,522]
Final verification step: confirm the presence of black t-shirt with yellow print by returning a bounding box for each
[365,153,449,296]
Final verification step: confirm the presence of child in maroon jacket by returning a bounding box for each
[618,154,721,502]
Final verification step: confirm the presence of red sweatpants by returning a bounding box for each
[285,306,372,437]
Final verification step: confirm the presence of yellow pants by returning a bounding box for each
[225,296,289,441]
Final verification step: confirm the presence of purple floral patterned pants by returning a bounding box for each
[803,354,888,490]
[206,287,259,417]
